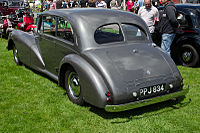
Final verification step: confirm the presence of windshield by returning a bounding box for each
[8,1,24,7]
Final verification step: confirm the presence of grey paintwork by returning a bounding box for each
[8,8,187,111]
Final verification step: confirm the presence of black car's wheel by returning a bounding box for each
[64,68,84,105]
[13,45,22,65]
[178,44,199,67]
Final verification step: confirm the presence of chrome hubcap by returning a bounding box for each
[182,51,192,62]
[14,48,19,63]
[68,72,80,99]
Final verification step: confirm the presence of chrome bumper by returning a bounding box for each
[105,87,189,112]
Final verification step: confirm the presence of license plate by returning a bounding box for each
[140,84,165,96]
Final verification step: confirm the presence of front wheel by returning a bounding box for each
[13,45,22,65]
[64,68,84,105]
[177,44,199,67]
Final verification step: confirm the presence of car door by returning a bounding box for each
[176,11,193,35]
[38,15,57,74]
[53,16,77,75]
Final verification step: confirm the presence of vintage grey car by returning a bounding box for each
[7,8,188,112]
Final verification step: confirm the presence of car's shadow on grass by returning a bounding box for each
[24,65,58,84]
[24,65,191,123]
[88,98,191,123]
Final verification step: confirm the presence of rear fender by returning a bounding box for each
[58,54,109,108]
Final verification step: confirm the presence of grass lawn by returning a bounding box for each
[0,38,200,132]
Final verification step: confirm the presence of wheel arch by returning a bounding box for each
[171,35,200,60]
[7,39,15,50]
[171,35,200,66]
[172,35,200,52]
[59,63,74,88]
[58,54,109,108]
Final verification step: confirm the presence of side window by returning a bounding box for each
[94,24,123,44]
[177,13,189,26]
[42,15,56,36]
[57,17,74,43]
[121,23,148,42]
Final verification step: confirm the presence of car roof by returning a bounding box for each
[41,8,146,26]
[158,4,200,10]
[175,4,200,9]
[40,8,150,50]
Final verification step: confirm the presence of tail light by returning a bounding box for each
[105,92,111,103]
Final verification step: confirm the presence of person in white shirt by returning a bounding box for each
[138,0,159,34]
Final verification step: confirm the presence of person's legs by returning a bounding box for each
[161,33,175,56]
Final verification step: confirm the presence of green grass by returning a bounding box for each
[0,38,200,132]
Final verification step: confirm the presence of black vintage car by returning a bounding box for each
[153,4,200,67]
[7,8,188,112]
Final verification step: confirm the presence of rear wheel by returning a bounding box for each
[178,44,199,67]
[13,45,22,65]
[64,68,84,105]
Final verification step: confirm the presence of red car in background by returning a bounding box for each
[0,0,24,16]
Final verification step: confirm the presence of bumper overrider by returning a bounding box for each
[105,86,189,112]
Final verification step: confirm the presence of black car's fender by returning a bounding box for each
[172,34,200,53]
[171,34,200,66]
[58,54,109,108]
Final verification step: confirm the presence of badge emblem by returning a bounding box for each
[146,70,151,75]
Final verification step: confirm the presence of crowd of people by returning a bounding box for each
[33,0,163,11]
[32,0,181,55]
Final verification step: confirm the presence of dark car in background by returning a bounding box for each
[153,4,200,67]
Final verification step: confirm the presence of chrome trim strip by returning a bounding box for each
[105,87,189,112]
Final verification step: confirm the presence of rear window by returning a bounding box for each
[121,23,148,42]
[94,24,124,44]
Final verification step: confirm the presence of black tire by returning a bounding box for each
[177,44,199,67]
[64,68,84,105]
[13,45,22,65]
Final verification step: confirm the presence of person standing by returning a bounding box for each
[72,0,79,7]
[49,0,57,10]
[152,0,161,8]
[44,0,48,10]
[96,0,107,8]
[137,0,144,10]
[56,0,63,9]
[159,0,179,56]
[126,0,134,12]
[133,0,139,13]
[110,0,118,9]
[80,0,88,7]
[138,0,159,34]
[88,0,96,7]
[62,0,68,8]
[107,0,112,8]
